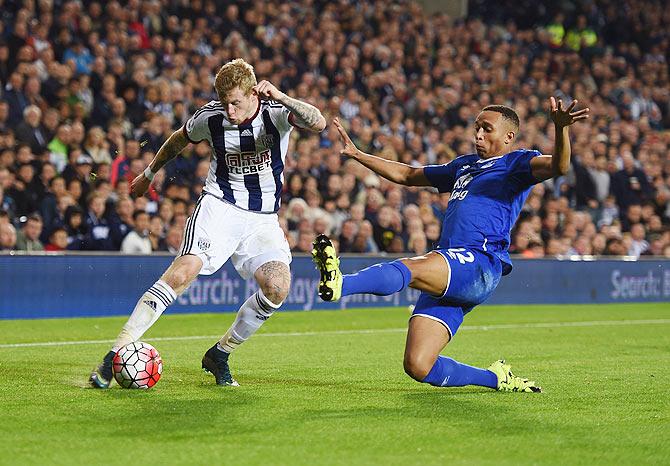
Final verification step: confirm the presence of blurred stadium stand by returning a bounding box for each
[0,0,668,261]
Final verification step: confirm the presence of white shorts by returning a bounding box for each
[179,193,292,278]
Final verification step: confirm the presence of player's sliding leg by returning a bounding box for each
[314,233,541,392]
[404,315,499,389]
[89,255,202,388]
[202,261,290,386]
[407,295,541,392]
[311,234,447,302]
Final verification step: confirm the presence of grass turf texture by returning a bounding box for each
[0,303,668,465]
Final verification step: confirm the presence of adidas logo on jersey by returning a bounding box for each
[143,300,157,310]
[241,129,253,137]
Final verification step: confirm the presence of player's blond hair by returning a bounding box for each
[214,58,257,99]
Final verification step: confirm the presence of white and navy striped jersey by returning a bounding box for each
[183,100,293,213]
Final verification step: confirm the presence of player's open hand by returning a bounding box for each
[253,80,285,101]
[550,97,590,128]
[130,172,151,198]
[333,117,360,159]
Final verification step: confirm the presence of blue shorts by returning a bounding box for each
[411,247,502,338]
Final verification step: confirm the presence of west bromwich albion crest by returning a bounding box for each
[256,134,275,151]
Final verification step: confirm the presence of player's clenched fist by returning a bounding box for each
[253,80,285,101]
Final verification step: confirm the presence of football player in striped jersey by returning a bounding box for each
[90,58,325,388]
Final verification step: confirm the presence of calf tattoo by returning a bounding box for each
[257,261,291,304]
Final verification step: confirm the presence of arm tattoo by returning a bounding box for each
[151,130,189,172]
[279,95,324,130]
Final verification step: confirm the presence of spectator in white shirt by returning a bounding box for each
[120,210,152,254]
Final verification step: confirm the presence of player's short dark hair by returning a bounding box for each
[482,105,520,132]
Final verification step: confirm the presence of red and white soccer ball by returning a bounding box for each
[112,341,163,389]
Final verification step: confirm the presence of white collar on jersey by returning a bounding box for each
[476,154,505,163]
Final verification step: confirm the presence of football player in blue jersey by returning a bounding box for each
[313,98,589,392]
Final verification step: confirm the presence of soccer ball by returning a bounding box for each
[112,341,163,389]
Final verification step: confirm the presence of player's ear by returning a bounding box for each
[505,130,516,144]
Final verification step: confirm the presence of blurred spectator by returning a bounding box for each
[4,72,27,126]
[0,168,17,220]
[84,193,113,251]
[161,225,184,254]
[110,197,134,248]
[121,210,152,254]
[148,216,165,250]
[408,232,428,255]
[610,154,654,214]
[62,39,93,76]
[7,162,40,217]
[565,15,597,52]
[83,127,112,165]
[15,214,45,252]
[0,0,666,259]
[45,227,68,252]
[15,106,48,154]
[352,220,379,253]
[48,124,71,173]
[338,219,359,253]
[546,13,566,48]
[628,223,649,257]
[0,222,17,251]
[63,154,94,202]
[64,205,86,250]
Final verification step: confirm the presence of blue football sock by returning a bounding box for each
[422,356,498,388]
[341,260,412,297]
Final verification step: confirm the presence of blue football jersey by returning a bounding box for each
[423,149,541,275]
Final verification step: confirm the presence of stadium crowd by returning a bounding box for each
[0,0,668,259]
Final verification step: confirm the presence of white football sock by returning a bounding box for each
[112,280,177,352]
[218,289,280,354]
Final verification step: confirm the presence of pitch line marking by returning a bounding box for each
[1,318,669,349]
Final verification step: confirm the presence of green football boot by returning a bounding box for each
[311,234,343,302]
[488,359,542,393]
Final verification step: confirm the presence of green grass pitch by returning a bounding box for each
[1,303,668,465]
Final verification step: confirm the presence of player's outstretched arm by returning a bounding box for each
[130,128,189,198]
[333,118,431,187]
[253,80,326,132]
[531,97,590,181]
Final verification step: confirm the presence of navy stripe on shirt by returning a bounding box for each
[239,123,263,211]
[262,110,284,212]
[208,114,235,204]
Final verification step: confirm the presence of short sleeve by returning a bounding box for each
[184,102,217,143]
[268,103,292,134]
[423,161,459,193]
[507,149,541,189]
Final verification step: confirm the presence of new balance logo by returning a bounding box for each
[143,300,157,310]
[255,313,270,321]
[241,129,253,137]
